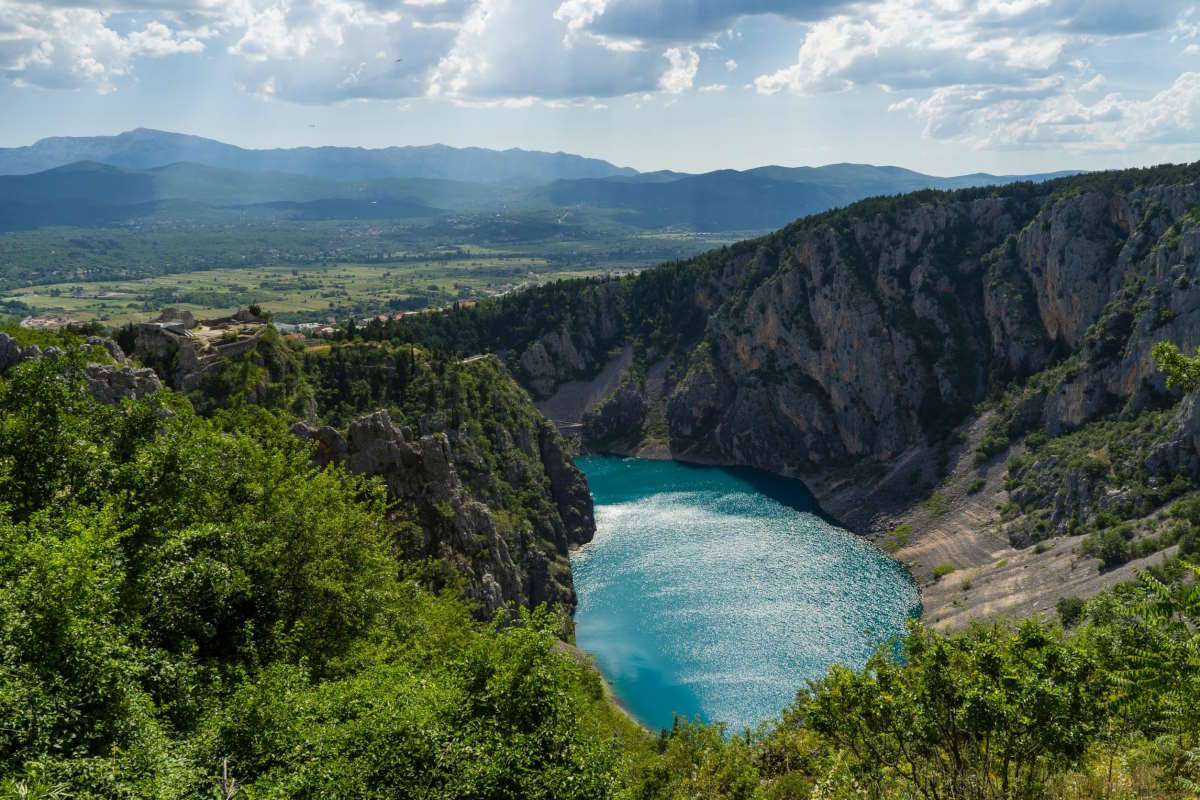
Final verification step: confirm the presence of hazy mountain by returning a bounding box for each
[0,128,639,182]
[532,164,1080,230]
[0,149,1081,233]
[0,161,451,230]
[0,161,517,207]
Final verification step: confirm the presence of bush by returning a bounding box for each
[1082,527,1132,569]
[1057,596,1086,628]
[933,563,956,580]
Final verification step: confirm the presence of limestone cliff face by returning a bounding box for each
[987,186,1200,435]
[502,172,1200,496]
[516,281,627,398]
[293,406,595,618]
[1148,389,1200,481]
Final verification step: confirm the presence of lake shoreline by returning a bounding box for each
[570,455,920,732]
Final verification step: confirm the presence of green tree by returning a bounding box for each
[804,620,1106,800]
[1153,341,1200,393]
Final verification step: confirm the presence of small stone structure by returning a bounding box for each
[134,308,269,391]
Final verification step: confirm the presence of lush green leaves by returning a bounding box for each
[1154,341,1200,393]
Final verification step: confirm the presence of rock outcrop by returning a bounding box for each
[0,332,161,404]
[1147,389,1200,481]
[84,362,162,404]
[513,281,627,398]
[293,405,595,617]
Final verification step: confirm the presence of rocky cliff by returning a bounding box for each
[378,164,1200,626]
[128,318,595,620]
[292,403,594,617]
[0,332,161,403]
[472,169,1200,491]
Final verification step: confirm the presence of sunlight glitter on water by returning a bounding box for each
[571,456,920,732]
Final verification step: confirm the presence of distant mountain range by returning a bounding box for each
[531,165,1077,230]
[0,129,1080,232]
[0,129,637,183]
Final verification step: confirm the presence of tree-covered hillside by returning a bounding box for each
[3,337,1200,797]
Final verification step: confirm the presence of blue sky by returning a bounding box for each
[1,0,1198,174]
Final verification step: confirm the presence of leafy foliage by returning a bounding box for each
[0,349,639,797]
[1155,341,1200,393]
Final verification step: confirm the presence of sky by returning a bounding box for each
[1,0,1199,175]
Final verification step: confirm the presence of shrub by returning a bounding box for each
[933,563,956,580]
[1056,596,1086,628]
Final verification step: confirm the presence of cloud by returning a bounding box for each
[429,0,675,100]
[227,0,460,102]
[972,0,1196,36]
[893,71,1200,151]
[659,46,698,93]
[0,2,208,91]
[754,2,1073,96]
[0,0,473,98]
[577,0,857,41]
[754,0,1197,151]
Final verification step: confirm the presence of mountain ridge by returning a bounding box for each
[0,128,639,182]
[0,146,1083,233]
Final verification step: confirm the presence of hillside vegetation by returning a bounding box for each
[2,330,1200,798]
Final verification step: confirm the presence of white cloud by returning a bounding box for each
[725,58,737,71]
[755,0,1197,151]
[552,0,606,33]
[0,2,209,92]
[226,0,459,102]
[754,2,1072,96]
[893,71,1200,150]
[430,0,685,100]
[658,46,698,93]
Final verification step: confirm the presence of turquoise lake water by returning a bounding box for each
[571,456,920,732]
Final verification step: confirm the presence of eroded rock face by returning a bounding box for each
[293,408,595,617]
[583,386,646,444]
[515,281,627,399]
[537,419,596,549]
[1147,390,1200,481]
[518,181,1200,491]
[0,333,161,405]
[85,363,163,404]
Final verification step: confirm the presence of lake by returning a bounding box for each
[571,456,921,732]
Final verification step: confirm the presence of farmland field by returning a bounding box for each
[4,259,600,325]
[0,216,746,325]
